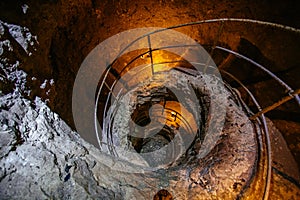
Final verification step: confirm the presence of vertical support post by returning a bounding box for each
[211,21,224,55]
[204,21,224,73]
[147,35,155,75]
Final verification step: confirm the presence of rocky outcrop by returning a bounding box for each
[0,89,255,199]
[0,93,122,199]
[0,1,300,199]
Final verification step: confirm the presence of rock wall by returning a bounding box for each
[0,0,300,199]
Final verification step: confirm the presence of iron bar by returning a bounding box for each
[221,70,272,200]
[250,89,300,120]
[147,35,155,75]
[215,46,300,106]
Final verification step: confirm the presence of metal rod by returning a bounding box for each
[221,70,272,200]
[250,89,300,120]
[215,46,300,106]
[147,35,155,75]
[98,19,300,107]
[167,18,300,33]
[204,21,224,73]
[112,18,300,67]
[211,21,224,54]
[99,19,300,99]
[117,44,198,77]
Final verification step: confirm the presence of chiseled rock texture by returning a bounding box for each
[0,1,300,199]
[0,92,122,199]
[1,91,299,200]
[0,89,261,200]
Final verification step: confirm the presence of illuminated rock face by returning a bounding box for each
[0,79,258,199]
[0,0,300,199]
[2,0,298,131]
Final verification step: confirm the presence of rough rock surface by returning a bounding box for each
[0,1,300,199]
[0,90,258,199]
[1,91,299,199]
[0,92,121,199]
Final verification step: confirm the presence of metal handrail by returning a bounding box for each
[94,19,300,199]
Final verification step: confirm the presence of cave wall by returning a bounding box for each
[1,0,299,129]
[19,1,300,165]
[0,1,300,198]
